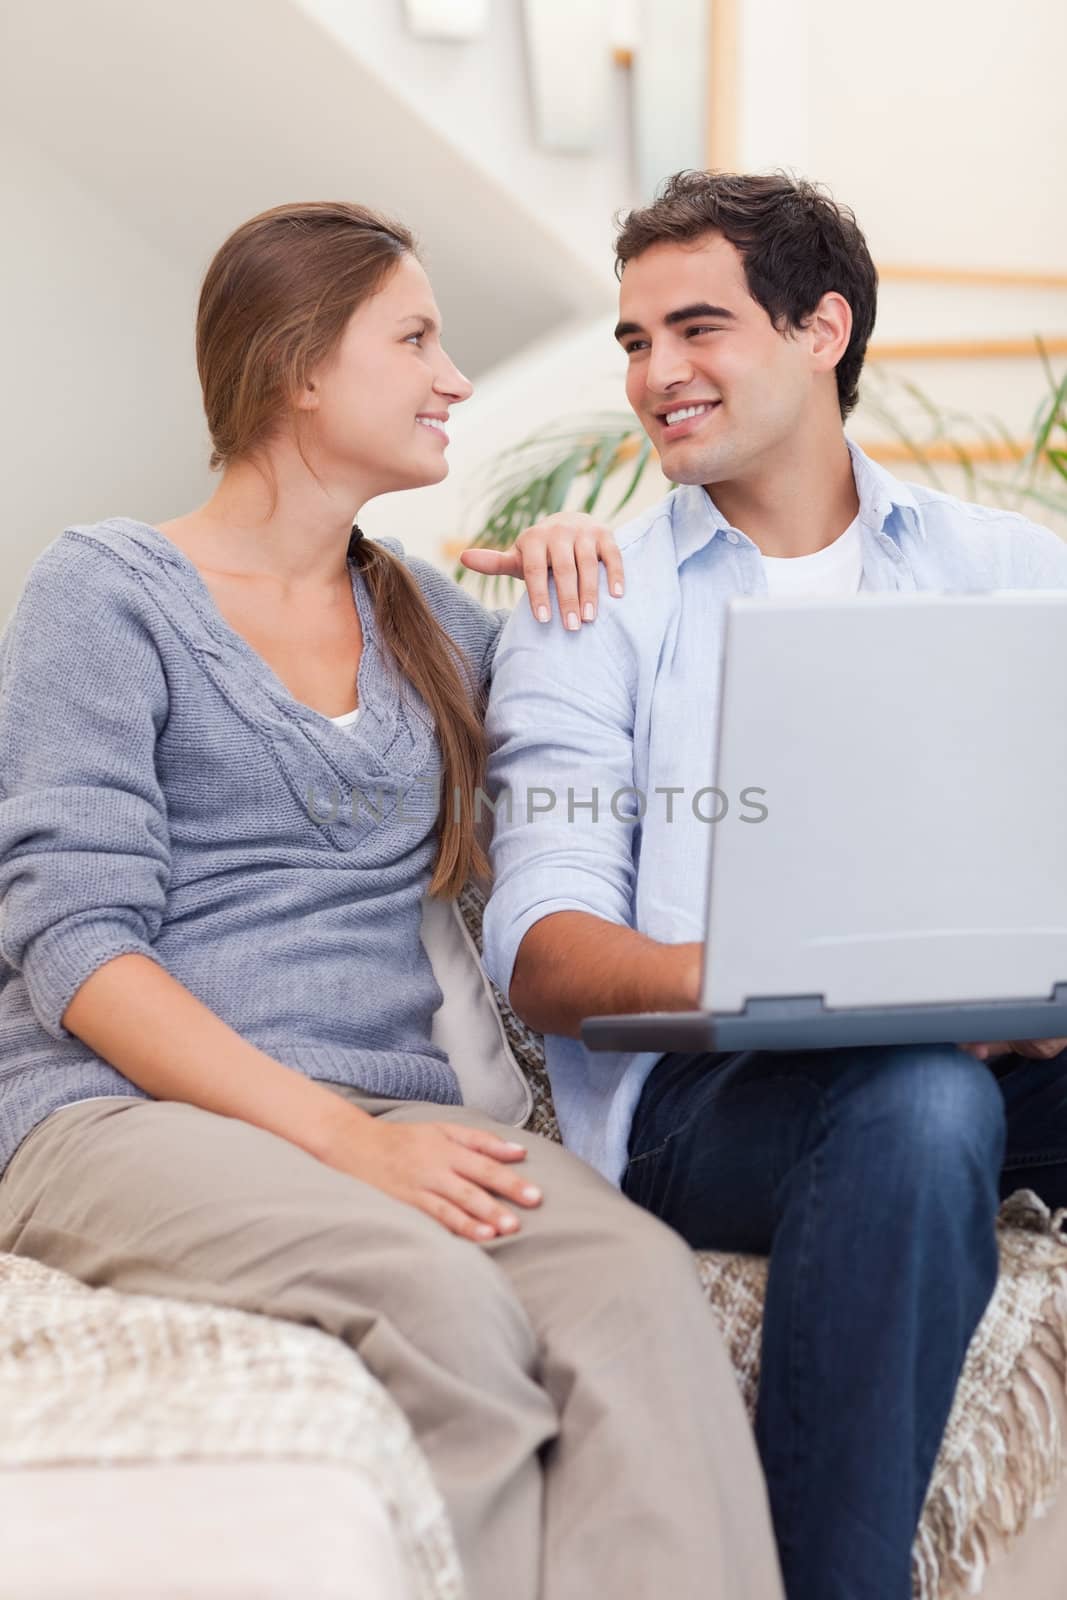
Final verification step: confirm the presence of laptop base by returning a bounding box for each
[581,986,1067,1054]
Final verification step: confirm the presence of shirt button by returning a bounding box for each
[726,530,740,545]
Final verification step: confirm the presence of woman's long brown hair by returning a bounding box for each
[195,201,487,897]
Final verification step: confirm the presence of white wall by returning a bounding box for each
[0,131,214,616]
[1,0,614,382]
[0,0,629,612]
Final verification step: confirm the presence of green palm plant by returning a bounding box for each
[453,344,1067,598]
[859,342,1067,518]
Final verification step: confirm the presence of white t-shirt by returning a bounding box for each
[760,516,864,597]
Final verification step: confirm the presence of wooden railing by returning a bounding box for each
[706,0,740,171]
[862,439,1031,465]
[869,336,1067,362]
[877,265,1067,290]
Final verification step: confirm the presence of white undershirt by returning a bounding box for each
[760,516,864,597]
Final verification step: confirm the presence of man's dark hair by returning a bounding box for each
[614,170,878,419]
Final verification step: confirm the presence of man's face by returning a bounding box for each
[616,232,818,488]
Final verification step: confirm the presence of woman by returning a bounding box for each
[0,202,781,1600]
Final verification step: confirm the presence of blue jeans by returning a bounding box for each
[621,1044,1067,1600]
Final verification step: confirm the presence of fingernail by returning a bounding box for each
[612,582,623,597]
[498,1215,519,1233]
[566,612,580,631]
[502,1141,525,1151]
[582,602,595,621]
[475,1224,494,1239]
[536,604,550,623]
[521,1185,542,1203]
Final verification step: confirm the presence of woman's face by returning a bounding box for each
[300,252,473,498]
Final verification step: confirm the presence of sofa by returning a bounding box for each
[1,884,1065,1599]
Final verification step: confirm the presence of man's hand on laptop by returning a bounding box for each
[959,1038,1067,1063]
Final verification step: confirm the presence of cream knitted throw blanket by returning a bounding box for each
[0,1250,464,1600]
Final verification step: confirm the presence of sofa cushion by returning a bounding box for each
[0,1462,416,1600]
[456,881,561,1143]
[422,890,532,1125]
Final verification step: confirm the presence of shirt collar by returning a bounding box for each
[670,434,924,568]
[845,438,923,541]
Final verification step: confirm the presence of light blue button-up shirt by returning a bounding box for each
[482,441,1067,1185]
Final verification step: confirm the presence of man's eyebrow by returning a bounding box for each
[665,301,736,327]
[614,302,736,342]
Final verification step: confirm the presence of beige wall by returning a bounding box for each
[804,0,1067,274]
[736,0,1067,500]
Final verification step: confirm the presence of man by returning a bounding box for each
[481,170,1067,1600]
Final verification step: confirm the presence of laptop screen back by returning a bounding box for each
[701,592,1067,1015]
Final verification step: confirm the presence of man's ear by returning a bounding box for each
[809,291,852,375]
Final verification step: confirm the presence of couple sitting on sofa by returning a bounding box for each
[0,170,1065,1600]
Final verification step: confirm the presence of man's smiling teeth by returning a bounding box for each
[664,402,715,426]
[416,417,447,435]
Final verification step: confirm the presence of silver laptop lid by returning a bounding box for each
[700,592,1067,1015]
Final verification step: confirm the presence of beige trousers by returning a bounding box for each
[0,1087,782,1600]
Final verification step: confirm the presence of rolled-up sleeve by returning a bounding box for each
[481,591,639,1000]
[0,542,171,1038]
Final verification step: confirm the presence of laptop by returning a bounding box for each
[581,591,1067,1054]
